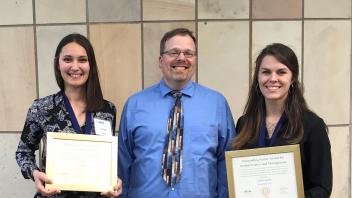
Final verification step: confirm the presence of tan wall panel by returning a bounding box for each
[252,0,302,19]
[90,24,142,127]
[198,21,249,119]
[0,133,36,196]
[0,27,36,131]
[0,0,32,25]
[36,0,86,24]
[305,0,351,18]
[304,20,350,125]
[198,0,249,19]
[329,126,349,197]
[88,0,140,22]
[143,0,195,20]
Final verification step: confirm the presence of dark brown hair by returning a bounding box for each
[160,28,196,54]
[54,33,104,112]
[232,43,314,149]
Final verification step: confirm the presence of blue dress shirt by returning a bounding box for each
[118,80,236,198]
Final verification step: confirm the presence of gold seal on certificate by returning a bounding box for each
[45,132,117,192]
[261,186,270,198]
[225,145,304,198]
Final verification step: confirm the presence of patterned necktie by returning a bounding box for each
[162,91,184,187]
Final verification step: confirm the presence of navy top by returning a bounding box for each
[236,110,332,198]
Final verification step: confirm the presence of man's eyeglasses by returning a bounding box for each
[161,49,196,58]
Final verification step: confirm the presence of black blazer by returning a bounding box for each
[236,110,332,198]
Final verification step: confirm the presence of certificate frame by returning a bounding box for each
[45,132,117,192]
[225,144,304,198]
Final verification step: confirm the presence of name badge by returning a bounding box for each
[94,118,112,136]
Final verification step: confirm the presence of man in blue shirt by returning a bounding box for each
[118,28,236,197]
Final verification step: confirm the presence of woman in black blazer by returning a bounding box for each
[232,43,332,197]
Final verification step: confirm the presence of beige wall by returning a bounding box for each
[0,0,350,197]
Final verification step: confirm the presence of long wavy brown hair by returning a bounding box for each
[232,43,310,149]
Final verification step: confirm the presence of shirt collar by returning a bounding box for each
[54,91,65,106]
[159,79,194,97]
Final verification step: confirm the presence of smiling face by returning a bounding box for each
[258,55,293,105]
[58,42,90,91]
[159,35,196,90]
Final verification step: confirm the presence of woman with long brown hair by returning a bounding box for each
[16,33,122,198]
[232,43,332,197]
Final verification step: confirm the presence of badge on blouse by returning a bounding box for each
[94,118,112,136]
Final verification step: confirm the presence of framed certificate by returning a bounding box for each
[45,132,117,192]
[225,144,304,198]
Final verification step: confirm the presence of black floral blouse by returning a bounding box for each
[15,91,116,198]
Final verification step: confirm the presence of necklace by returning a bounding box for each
[266,120,277,137]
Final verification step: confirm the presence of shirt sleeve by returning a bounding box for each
[304,116,332,198]
[111,103,117,135]
[118,101,135,198]
[15,101,43,180]
[216,100,236,198]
